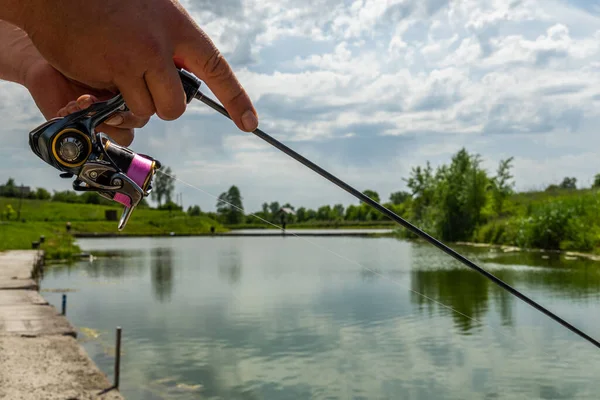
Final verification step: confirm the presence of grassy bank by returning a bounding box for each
[0,197,224,259]
[0,221,80,260]
[471,188,600,253]
[392,187,600,254]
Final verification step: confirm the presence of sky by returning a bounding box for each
[1,0,600,213]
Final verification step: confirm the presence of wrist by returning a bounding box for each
[0,19,44,86]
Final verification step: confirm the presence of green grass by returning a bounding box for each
[472,188,600,252]
[0,198,222,227]
[0,197,224,258]
[0,221,80,260]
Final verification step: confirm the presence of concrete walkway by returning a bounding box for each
[0,250,123,400]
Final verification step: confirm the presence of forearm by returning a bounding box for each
[0,19,43,86]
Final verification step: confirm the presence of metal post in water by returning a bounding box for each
[114,326,122,389]
[61,294,66,315]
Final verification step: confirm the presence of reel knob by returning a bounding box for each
[58,137,83,162]
[52,129,92,168]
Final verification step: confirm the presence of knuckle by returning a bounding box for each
[122,112,151,128]
[157,102,186,121]
[130,103,156,119]
[143,37,165,63]
[203,50,232,81]
[137,116,151,128]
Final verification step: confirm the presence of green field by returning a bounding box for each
[0,197,224,259]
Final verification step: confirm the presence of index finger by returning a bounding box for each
[174,32,258,132]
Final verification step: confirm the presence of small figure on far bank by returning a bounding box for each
[210,226,215,235]
[280,213,287,231]
[66,221,71,232]
[278,207,295,234]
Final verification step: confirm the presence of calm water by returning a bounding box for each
[40,235,600,400]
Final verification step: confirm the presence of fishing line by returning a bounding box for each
[192,90,600,351]
[156,169,577,366]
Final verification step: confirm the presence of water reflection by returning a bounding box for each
[411,268,493,333]
[481,251,600,301]
[40,237,600,400]
[409,246,600,334]
[218,249,242,285]
[151,248,174,302]
[45,251,146,279]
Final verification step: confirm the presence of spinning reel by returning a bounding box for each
[28,69,202,230]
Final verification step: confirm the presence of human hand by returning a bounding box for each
[15,0,258,132]
[24,60,148,146]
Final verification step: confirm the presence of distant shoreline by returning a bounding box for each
[453,241,600,262]
[73,227,396,238]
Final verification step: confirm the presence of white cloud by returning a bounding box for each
[1,0,600,212]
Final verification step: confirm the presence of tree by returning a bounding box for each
[80,192,102,204]
[296,207,307,222]
[345,204,359,221]
[403,148,490,241]
[332,204,345,220]
[216,185,245,224]
[316,205,332,221]
[435,149,490,241]
[268,202,280,217]
[490,157,515,216]
[593,174,600,189]
[389,191,411,205]
[35,188,51,200]
[559,177,577,190]
[151,166,176,207]
[187,205,201,216]
[0,178,17,197]
[404,161,435,222]
[362,190,380,203]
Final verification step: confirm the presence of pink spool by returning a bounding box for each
[113,154,154,207]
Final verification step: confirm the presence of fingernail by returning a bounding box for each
[241,110,258,131]
[106,114,124,126]
[77,96,92,108]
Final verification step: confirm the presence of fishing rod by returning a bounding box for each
[28,68,600,350]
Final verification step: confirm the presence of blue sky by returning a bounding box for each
[1,0,600,213]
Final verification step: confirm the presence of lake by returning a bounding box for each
[40,234,600,399]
